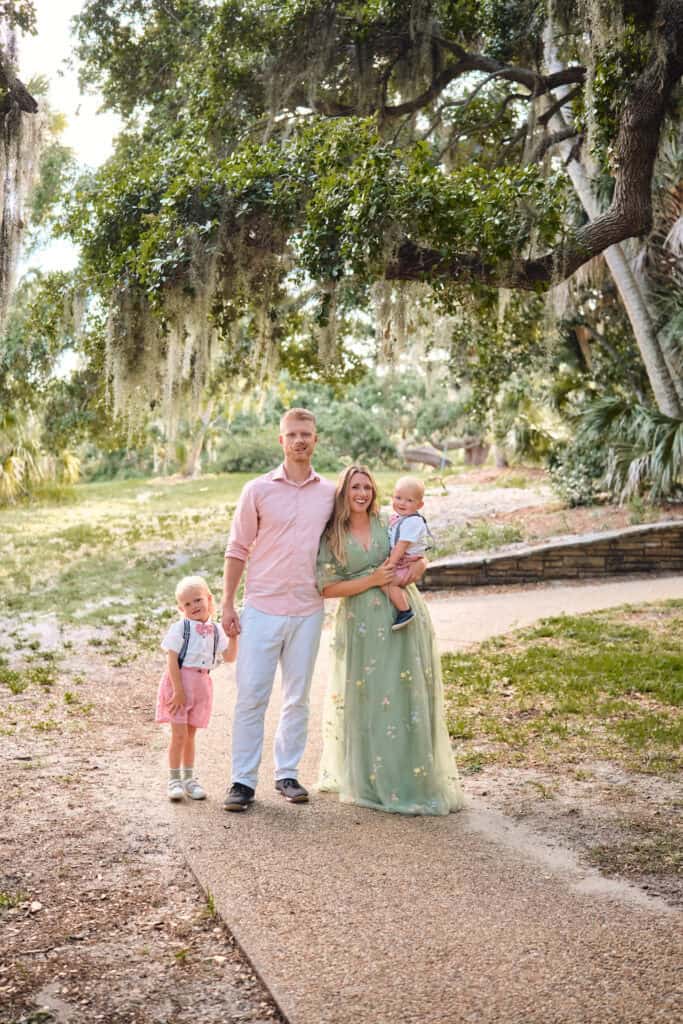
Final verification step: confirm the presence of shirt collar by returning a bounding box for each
[273,463,320,485]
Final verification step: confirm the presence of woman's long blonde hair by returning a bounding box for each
[325,464,380,564]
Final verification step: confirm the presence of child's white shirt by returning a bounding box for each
[161,618,229,669]
[389,514,429,556]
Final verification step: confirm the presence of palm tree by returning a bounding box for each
[543,31,682,418]
[580,397,683,500]
[0,406,42,502]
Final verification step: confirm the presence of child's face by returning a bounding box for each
[392,484,424,517]
[177,585,212,622]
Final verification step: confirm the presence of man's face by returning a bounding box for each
[279,417,318,463]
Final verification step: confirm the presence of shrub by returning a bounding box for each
[548,438,607,506]
[209,430,285,473]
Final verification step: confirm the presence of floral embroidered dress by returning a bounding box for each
[316,514,464,816]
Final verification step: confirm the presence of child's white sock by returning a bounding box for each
[181,766,194,781]
[169,768,182,781]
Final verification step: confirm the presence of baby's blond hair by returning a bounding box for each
[395,476,425,500]
[175,575,213,603]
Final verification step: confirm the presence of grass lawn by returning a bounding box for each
[443,601,683,776]
[0,469,407,626]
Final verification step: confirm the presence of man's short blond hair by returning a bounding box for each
[395,475,425,500]
[279,407,317,431]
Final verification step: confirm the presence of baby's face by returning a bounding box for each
[177,586,212,622]
[392,485,423,516]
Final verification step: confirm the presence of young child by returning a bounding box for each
[156,575,237,801]
[386,476,431,631]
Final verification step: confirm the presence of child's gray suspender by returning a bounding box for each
[394,513,434,549]
[177,619,218,667]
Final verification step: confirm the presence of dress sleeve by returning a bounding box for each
[316,536,346,592]
[161,619,184,653]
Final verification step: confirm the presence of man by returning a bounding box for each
[221,408,336,811]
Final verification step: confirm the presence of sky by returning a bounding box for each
[19,0,122,272]
[21,0,121,166]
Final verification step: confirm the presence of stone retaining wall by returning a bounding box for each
[422,520,683,590]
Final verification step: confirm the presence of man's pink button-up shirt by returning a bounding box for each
[225,464,336,616]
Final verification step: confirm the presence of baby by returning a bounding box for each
[386,476,431,631]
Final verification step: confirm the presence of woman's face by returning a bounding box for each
[347,472,374,515]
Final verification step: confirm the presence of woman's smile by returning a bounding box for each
[348,472,374,511]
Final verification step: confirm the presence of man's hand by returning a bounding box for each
[222,603,241,636]
[405,556,428,584]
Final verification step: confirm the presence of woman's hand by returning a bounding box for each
[404,556,427,584]
[369,559,394,588]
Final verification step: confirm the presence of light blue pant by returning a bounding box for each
[232,605,325,789]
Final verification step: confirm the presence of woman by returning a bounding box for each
[316,465,464,816]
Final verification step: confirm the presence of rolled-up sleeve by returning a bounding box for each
[225,482,258,561]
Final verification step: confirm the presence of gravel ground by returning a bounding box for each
[0,648,283,1024]
[177,612,682,1024]
[3,479,682,1024]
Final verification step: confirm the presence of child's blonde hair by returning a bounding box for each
[175,575,215,612]
[395,475,425,500]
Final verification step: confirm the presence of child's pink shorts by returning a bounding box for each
[393,553,422,586]
[155,667,213,729]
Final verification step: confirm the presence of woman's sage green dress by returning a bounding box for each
[316,514,464,816]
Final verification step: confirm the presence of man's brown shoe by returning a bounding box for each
[275,778,309,803]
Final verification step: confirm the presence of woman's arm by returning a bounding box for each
[322,560,394,599]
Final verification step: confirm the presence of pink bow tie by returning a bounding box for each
[195,622,214,637]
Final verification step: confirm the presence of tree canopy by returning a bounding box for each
[61,0,682,413]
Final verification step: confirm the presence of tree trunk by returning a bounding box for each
[544,35,683,419]
[0,42,40,332]
[403,446,453,469]
[183,400,215,478]
[494,445,509,468]
[464,442,490,466]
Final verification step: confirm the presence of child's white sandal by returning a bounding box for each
[184,778,207,800]
[168,779,185,802]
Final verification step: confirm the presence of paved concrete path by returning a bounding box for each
[171,576,683,1024]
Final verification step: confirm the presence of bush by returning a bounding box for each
[209,430,282,473]
[81,445,156,481]
[548,438,607,506]
[316,404,399,467]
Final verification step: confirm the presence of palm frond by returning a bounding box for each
[579,398,683,501]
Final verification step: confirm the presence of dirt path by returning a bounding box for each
[1,652,284,1024]
[426,572,683,652]
[2,468,682,1024]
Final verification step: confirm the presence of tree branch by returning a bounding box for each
[528,126,580,162]
[386,2,683,291]
[309,42,585,120]
[537,84,583,126]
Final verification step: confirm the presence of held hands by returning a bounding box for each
[221,603,241,636]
